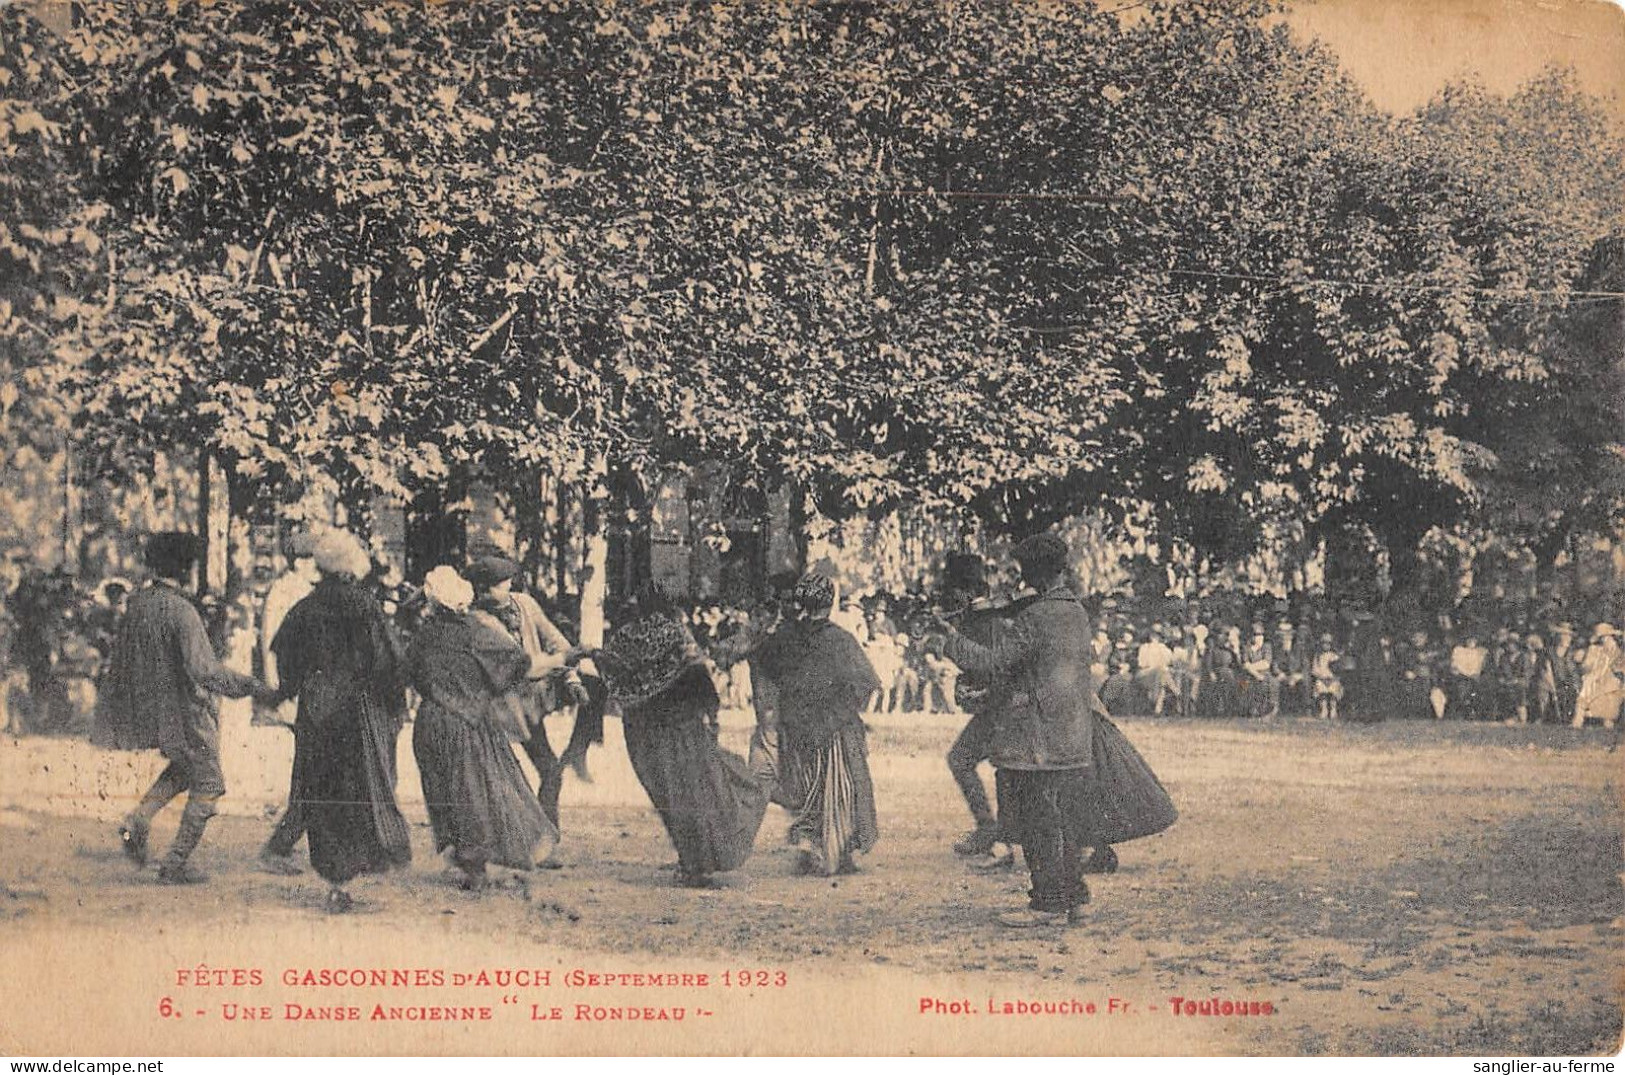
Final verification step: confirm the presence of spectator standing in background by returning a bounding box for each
[1135,625,1174,717]
[1549,623,1581,724]
[1312,633,1343,721]
[1449,633,1489,721]
[1240,623,1274,719]
[1273,621,1308,719]
[1575,624,1622,729]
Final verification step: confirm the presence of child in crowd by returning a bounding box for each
[1312,632,1343,721]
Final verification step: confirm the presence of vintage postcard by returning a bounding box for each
[1,0,1622,1058]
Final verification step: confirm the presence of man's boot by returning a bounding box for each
[121,767,186,866]
[953,823,999,857]
[259,803,306,875]
[157,797,217,885]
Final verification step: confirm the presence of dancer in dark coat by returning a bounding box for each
[405,567,557,890]
[754,574,881,877]
[931,534,1175,928]
[600,611,768,887]
[265,530,412,912]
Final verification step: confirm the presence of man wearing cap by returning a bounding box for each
[466,554,584,838]
[930,532,1099,928]
[93,532,274,883]
[939,553,1012,860]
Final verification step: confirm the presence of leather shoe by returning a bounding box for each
[119,822,149,866]
[969,851,1016,874]
[157,864,209,885]
[953,826,999,857]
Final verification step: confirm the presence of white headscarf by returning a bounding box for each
[423,565,474,614]
[312,529,372,580]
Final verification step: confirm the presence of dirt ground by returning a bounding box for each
[1,705,1621,1057]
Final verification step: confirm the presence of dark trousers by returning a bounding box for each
[995,767,1092,912]
[560,676,607,765]
[130,740,224,869]
[521,723,563,830]
[947,711,997,829]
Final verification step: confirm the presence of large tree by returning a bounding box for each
[9,0,1622,596]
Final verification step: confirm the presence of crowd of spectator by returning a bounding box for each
[686,589,1623,730]
[5,553,1622,737]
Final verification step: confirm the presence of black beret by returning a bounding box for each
[145,531,200,576]
[466,555,521,588]
[1013,532,1069,571]
[943,552,987,594]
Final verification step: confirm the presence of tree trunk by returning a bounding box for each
[513,471,547,596]
[553,478,572,605]
[197,452,230,596]
[578,462,609,649]
[788,483,810,575]
[197,452,233,651]
[607,464,652,607]
[405,480,468,583]
[60,443,76,573]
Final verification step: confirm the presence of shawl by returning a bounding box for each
[272,576,406,722]
[752,618,880,736]
[598,614,707,709]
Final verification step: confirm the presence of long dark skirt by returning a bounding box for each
[780,722,880,874]
[414,703,557,872]
[298,679,413,886]
[623,717,769,876]
[1080,716,1178,846]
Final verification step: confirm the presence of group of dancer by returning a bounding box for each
[90,525,1175,927]
[96,532,572,910]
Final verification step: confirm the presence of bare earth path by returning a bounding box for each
[1,709,1620,1056]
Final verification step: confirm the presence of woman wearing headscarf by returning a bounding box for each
[598,605,768,887]
[265,530,411,913]
[405,566,558,890]
[753,573,881,876]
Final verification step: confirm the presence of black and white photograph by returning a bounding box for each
[0,0,1621,1058]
